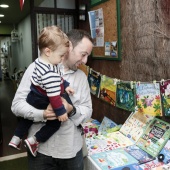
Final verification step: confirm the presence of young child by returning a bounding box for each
[9,25,74,157]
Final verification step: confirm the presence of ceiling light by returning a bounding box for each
[0,21,1,23]
[0,14,4,17]
[0,4,9,8]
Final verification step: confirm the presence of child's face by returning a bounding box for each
[48,45,68,65]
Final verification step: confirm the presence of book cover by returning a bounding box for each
[88,69,101,97]
[116,82,136,112]
[158,140,170,164]
[124,145,155,164]
[82,121,99,138]
[98,116,117,135]
[105,131,134,147]
[90,148,138,170]
[136,118,170,157]
[86,131,133,156]
[152,164,170,170]
[86,134,122,156]
[78,64,89,77]
[113,163,142,170]
[160,80,170,116]
[136,83,162,116]
[120,111,153,143]
[139,158,164,170]
[99,75,117,106]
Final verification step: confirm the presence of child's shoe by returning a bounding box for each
[24,137,39,157]
[9,136,22,150]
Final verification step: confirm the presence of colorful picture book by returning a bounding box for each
[120,111,153,143]
[116,82,136,111]
[88,69,101,97]
[86,131,134,156]
[82,121,99,138]
[136,83,162,116]
[99,75,117,106]
[90,148,138,170]
[139,158,164,170]
[86,136,122,156]
[78,64,89,77]
[105,131,134,147]
[160,80,170,116]
[124,145,155,164]
[113,163,141,170]
[158,140,170,164]
[136,118,170,157]
[98,116,117,135]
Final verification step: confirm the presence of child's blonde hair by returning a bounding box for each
[38,26,69,54]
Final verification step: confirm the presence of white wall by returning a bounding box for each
[10,15,32,75]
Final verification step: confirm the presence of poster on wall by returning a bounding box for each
[88,8,104,47]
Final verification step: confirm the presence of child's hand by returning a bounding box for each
[58,113,68,122]
[65,86,74,95]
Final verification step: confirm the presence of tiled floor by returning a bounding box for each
[0,79,26,157]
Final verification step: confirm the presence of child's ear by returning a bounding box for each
[44,47,51,57]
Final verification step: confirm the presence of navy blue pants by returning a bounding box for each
[28,149,84,170]
[14,88,61,142]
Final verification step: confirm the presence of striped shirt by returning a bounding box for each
[30,58,68,116]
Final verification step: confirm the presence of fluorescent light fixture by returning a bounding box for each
[0,14,4,17]
[0,4,9,8]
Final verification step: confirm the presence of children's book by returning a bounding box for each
[86,131,134,156]
[158,140,170,164]
[98,116,117,135]
[120,111,153,143]
[86,135,122,155]
[124,145,155,164]
[113,163,142,170]
[90,148,139,170]
[116,82,136,112]
[136,83,162,116]
[139,158,164,170]
[99,75,117,106]
[82,121,99,138]
[105,131,134,147]
[88,69,101,97]
[136,118,170,158]
[160,80,170,116]
[78,64,89,77]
